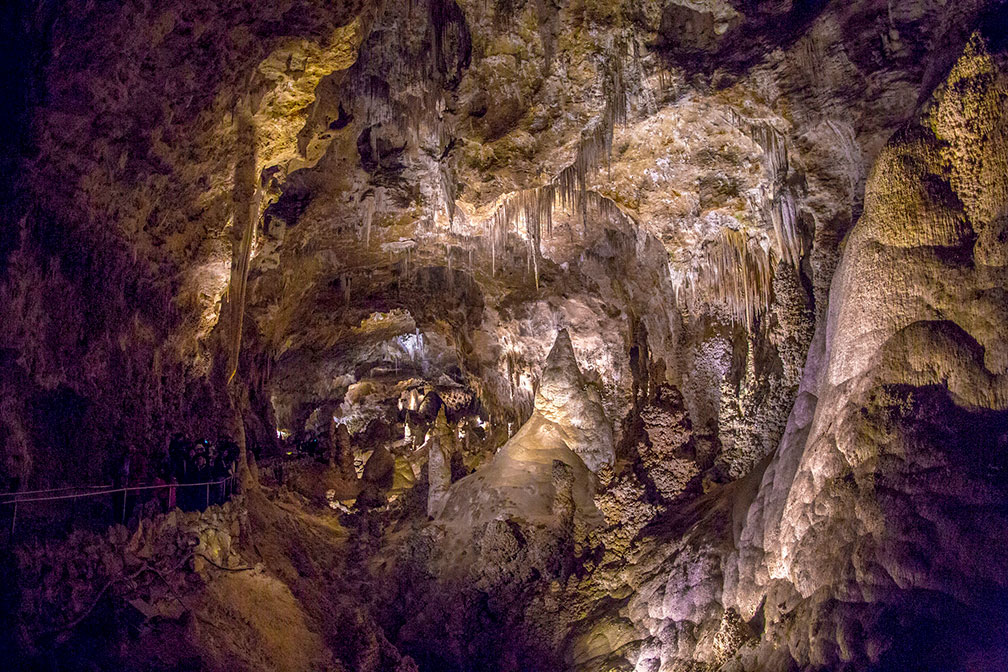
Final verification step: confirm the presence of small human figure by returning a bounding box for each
[185,446,197,482]
[212,447,227,504]
[112,449,132,523]
[218,437,240,498]
[168,476,178,510]
[194,455,209,509]
[154,473,169,512]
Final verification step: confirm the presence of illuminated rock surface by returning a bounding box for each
[2,0,1007,670]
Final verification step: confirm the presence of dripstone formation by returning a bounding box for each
[2,1,1007,670]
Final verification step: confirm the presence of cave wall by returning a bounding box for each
[1,0,369,489]
[727,28,1008,670]
[534,24,1008,672]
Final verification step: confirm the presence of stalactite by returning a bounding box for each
[345,73,394,128]
[447,243,453,293]
[711,109,807,308]
[226,103,261,383]
[727,110,787,183]
[361,191,376,247]
[530,237,539,289]
[480,59,629,280]
[441,161,457,227]
[429,0,473,80]
[680,228,774,330]
[770,191,802,270]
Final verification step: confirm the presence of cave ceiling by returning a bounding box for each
[216,0,985,430]
[6,0,995,460]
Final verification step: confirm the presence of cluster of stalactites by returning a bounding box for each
[343,62,452,157]
[347,73,394,128]
[727,109,804,272]
[482,55,629,282]
[677,109,810,326]
[769,190,802,270]
[428,0,472,80]
[678,110,806,327]
[678,229,774,330]
[582,190,632,228]
[747,119,788,182]
[553,54,628,219]
[484,186,637,289]
[487,187,553,287]
[341,0,469,241]
[492,188,554,247]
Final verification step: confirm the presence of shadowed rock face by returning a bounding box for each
[4,1,1008,671]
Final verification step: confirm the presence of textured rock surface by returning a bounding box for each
[533,328,614,472]
[426,408,453,517]
[638,383,700,501]
[5,0,1008,670]
[726,31,1008,670]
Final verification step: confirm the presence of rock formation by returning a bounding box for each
[427,408,453,518]
[533,328,615,473]
[3,0,1008,670]
[435,329,605,532]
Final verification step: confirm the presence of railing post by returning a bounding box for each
[121,488,127,523]
[11,502,16,538]
[205,483,209,509]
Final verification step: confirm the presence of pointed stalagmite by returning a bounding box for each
[534,329,614,473]
[427,407,453,518]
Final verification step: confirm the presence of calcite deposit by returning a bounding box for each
[2,0,1007,670]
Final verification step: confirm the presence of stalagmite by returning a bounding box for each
[427,408,453,518]
[534,329,615,472]
[332,421,355,480]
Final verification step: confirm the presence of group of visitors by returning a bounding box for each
[112,435,240,522]
[164,434,240,511]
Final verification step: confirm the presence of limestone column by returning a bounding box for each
[427,408,453,518]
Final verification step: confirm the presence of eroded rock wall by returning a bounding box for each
[723,29,1008,670]
[2,0,369,489]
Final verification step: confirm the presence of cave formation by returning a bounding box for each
[2,0,1008,670]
